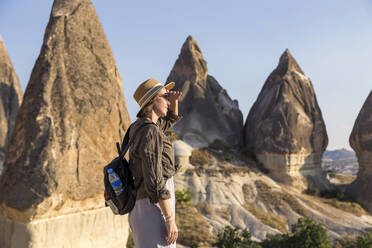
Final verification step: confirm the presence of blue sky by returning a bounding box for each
[1,0,372,150]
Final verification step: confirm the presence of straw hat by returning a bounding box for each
[133,78,175,108]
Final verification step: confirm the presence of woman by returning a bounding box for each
[128,78,182,247]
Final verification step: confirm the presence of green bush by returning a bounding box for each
[209,139,231,151]
[304,187,320,196]
[225,154,233,161]
[320,189,345,200]
[126,232,135,248]
[261,218,331,248]
[175,189,192,205]
[290,218,331,248]
[261,233,289,248]
[355,232,372,248]
[214,226,261,248]
[335,232,372,248]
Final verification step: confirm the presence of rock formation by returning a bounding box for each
[0,36,23,173]
[173,140,193,172]
[0,0,130,247]
[347,90,372,212]
[166,36,243,148]
[243,49,328,191]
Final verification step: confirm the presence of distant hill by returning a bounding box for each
[322,148,358,176]
[323,148,356,161]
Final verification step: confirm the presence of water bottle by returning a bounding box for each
[108,168,124,196]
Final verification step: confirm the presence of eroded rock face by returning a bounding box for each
[166,36,243,148]
[0,0,130,222]
[243,49,328,191]
[347,90,372,212]
[0,36,23,172]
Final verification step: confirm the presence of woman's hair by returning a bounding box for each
[136,95,157,118]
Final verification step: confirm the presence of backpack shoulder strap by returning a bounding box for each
[116,124,133,156]
[118,122,155,158]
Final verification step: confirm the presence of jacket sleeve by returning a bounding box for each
[157,111,183,133]
[138,125,170,203]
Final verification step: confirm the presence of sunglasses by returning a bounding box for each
[159,93,170,101]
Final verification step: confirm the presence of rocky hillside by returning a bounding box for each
[174,147,372,247]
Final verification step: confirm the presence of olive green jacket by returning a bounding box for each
[128,112,182,203]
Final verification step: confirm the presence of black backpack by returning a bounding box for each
[103,123,147,215]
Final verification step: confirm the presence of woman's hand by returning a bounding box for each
[165,217,178,245]
[166,90,182,103]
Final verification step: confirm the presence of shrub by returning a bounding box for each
[225,154,232,161]
[289,218,331,248]
[165,130,179,142]
[304,188,320,196]
[214,226,261,248]
[320,189,344,200]
[335,231,372,248]
[126,232,135,248]
[261,218,331,248]
[355,231,372,247]
[209,139,231,151]
[190,149,210,166]
[261,233,289,248]
[175,189,192,205]
[241,146,256,160]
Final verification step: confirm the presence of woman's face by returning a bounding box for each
[153,88,169,117]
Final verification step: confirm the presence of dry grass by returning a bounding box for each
[196,202,214,215]
[320,199,366,216]
[218,163,252,176]
[254,180,311,218]
[300,193,367,217]
[196,202,231,221]
[215,207,231,221]
[242,183,255,202]
[243,202,288,233]
[190,148,211,166]
[176,203,216,247]
[165,130,179,142]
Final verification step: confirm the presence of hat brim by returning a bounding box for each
[164,82,175,90]
[139,82,176,109]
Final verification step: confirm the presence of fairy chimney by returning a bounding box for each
[166,36,243,148]
[244,49,329,191]
[0,0,130,247]
[0,36,23,173]
[347,90,372,212]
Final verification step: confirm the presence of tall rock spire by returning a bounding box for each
[168,36,208,85]
[0,0,130,247]
[0,36,23,172]
[347,90,372,212]
[167,36,243,148]
[244,49,328,191]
